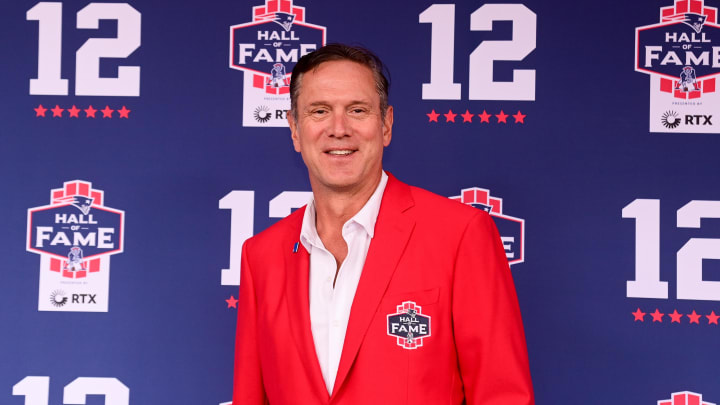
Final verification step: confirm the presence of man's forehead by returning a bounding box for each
[304,60,374,83]
[309,59,371,73]
[297,60,378,104]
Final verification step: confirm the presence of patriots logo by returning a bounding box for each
[469,202,493,213]
[676,66,698,92]
[70,196,94,215]
[683,12,707,33]
[64,246,86,271]
[273,12,295,31]
[267,63,288,87]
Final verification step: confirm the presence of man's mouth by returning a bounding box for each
[326,149,355,156]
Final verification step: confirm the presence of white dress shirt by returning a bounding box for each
[299,171,388,395]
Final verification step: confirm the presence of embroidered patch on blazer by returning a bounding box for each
[386,301,431,349]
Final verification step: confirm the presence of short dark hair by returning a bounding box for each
[289,43,390,119]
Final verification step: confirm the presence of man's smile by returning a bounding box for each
[325,149,357,156]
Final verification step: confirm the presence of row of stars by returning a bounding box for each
[34,104,131,118]
[632,308,720,324]
[226,299,720,325]
[427,109,526,124]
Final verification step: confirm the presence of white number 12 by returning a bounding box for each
[623,199,720,301]
[27,2,141,96]
[419,3,536,101]
[13,376,129,405]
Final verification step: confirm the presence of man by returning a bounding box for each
[233,44,534,404]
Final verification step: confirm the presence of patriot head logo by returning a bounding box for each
[635,0,720,100]
[658,391,715,405]
[26,180,125,312]
[683,12,709,33]
[273,12,295,31]
[55,195,95,215]
[387,301,431,350]
[450,187,526,266]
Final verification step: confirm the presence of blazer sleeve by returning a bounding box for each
[232,240,268,405]
[452,212,534,405]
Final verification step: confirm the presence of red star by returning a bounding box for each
[650,309,664,322]
[51,105,64,117]
[688,310,701,324]
[101,105,114,118]
[34,104,48,117]
[461,110,474,123]
[226,295,238,308]
[427,109,440,122]
[669,310,683,323]
[707,311,719,325]
[632,308,646,322]
[118,106,131,118]
[513,110,526,124]
[68,105,80,118]
[478,110,491,123]
[85,105,98,118]
[444,109,457,123]
[496,110,508,123]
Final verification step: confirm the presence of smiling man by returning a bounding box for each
[232,44,534,405]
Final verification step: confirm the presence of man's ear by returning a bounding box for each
[288,111,301,152]
[382,105,393,147]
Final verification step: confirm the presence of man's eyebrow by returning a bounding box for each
[304,100,373,108]
[347,100,373,106]
[306,101,330,108]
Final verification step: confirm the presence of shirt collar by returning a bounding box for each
[300,171,388,250]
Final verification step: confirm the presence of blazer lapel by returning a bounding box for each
[284,208,329,400]
[332,175,416,396]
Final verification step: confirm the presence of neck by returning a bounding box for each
[312,171,382,239]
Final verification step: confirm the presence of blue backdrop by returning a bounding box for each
[3,0,720,404]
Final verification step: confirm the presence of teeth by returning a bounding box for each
[327,150,353,155]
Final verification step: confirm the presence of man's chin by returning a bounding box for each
[313,174,373,194]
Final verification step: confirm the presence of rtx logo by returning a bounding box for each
[661,111,712,128]
[685,114,713,125]
[661,110,681,128]
[50,290,68,307]
[253,106,287,124]
[72,294,97,304]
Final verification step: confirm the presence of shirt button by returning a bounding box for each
[326,276,333,283]
[331,320,340,327]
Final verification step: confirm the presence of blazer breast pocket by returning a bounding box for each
[381,287,440,311]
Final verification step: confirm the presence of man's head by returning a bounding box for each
[290,44,390,121]
[287,44,393,197]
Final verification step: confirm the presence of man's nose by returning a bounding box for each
[329,112,349,137]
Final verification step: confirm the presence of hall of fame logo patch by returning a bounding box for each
[450,187,525,266]
[635,0,720,133]
[26,180,125,312]
[229,0,327,127]
[387,301,431,350]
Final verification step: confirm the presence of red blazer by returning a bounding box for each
[233,174,534,404]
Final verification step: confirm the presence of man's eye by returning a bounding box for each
[312,109,327,115]
[351,108,367,114]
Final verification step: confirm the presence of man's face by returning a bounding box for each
[288,60,393,196]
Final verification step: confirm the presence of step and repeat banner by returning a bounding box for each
[2,0,720,403]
